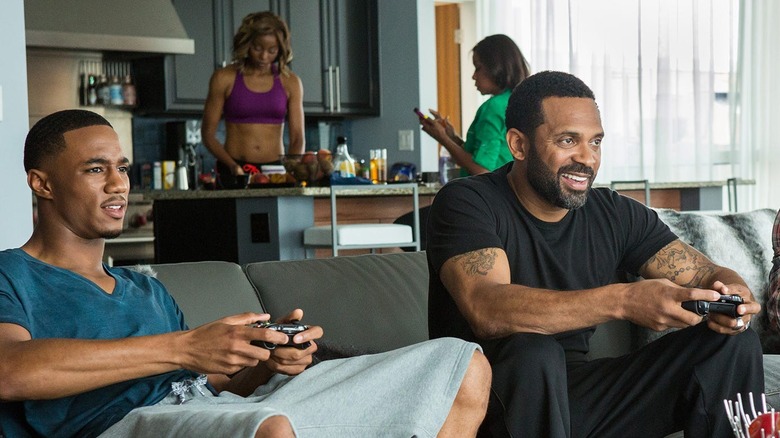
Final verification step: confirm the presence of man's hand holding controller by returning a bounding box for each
[681,294,744,318]
[681,284,758,334]
[248,320,312,350]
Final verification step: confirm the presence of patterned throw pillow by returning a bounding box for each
[766,210,780,332]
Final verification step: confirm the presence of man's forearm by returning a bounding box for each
[0,333,183,401]
[703,265,752,293]
[460,283,628,339]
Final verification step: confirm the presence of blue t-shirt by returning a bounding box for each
[0,248,198,437]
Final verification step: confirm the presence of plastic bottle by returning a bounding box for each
[109,75,124,105]
[122,74,137,106]
[152,161,163,190]
[96,75,110,105]
[379,148,388,182]
[176,161,189,190]
[369,149,379,183]
[357,158,370,179]
[439,148,453,185]
[79,73,89,106]
[331,136,356,178]
[87,74,98,106]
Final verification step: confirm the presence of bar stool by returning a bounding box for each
[610,180,651,206]
[303,183,421,257]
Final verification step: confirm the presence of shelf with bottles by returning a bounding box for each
[79,60,138,109]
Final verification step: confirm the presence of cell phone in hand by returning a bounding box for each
[413,107,430,120]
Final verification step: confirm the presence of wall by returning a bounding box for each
[350,0,439,172]
[0,0,33,250]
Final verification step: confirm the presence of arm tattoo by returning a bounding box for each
[644,241,715,287]
[453,248,497,277]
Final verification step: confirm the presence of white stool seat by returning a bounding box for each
[304,223,413,246]
[303,183,421,257]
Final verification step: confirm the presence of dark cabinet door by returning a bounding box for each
[282,0,378,117]
[283,0,328,114]
[331,0,379,115]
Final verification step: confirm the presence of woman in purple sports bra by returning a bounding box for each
[202,11,305,187]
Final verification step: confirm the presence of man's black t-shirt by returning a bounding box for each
[427,163,677,359]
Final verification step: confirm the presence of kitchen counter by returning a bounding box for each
[148,184,435,264]
[595,179,753,190]
[143,177,751,211]
[142,184,440,200]
[146,179,751,264]
[142,178,750,199]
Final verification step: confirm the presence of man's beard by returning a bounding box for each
[101,229,124,239]
[526,144,594,210]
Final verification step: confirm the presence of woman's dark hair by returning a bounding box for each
[473,34,531,91]
[24,109,112,172]
[233,11,293,75]
[505,71,596,139]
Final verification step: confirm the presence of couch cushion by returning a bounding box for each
[133,261,264,328]
[245,251,429,353]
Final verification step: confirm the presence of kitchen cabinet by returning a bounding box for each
[132,0,378,117]
[133,0,277,114]
[279,0,379,117]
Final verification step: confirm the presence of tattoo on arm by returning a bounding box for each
[453,248,498,276]
[643,241,715,287]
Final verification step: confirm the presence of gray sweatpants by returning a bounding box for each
[100,337,480,437]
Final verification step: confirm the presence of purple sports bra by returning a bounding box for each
[223,66,288,124]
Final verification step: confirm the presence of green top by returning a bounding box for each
[461,88,513,176]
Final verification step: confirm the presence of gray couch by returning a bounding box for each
[146,207,780,435]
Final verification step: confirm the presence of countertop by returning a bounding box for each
[140,179,754,201]
[141,184,442,200]
[596,179,754,190]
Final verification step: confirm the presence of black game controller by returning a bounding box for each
[681,294,744,318]
[248,321,311,350]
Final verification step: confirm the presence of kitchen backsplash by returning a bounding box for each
[131,116,353,189]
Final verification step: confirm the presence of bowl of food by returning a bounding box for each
[281,150,334,186]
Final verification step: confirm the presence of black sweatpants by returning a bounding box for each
[479,322,764,438]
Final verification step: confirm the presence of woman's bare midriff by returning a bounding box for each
[224,122,286,163]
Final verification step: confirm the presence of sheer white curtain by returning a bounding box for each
[476,0,740,188]
[734,1,780,210]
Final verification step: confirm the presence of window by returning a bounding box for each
[477,0,740,184]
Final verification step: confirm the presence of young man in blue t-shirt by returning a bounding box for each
[0,109,491,437]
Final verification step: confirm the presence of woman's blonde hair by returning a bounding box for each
[232,11,293,75]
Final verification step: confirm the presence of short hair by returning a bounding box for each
[473,34,531,91]
[232,11,293,75]
[24,109,112,172]
[505,71,596,138]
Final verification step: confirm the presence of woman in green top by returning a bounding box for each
[420,34,530,176]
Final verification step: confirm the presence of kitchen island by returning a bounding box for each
[144,179,748,263]
[145,185,436,264]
